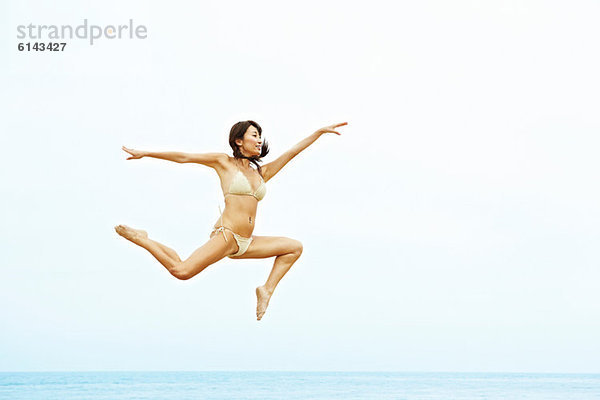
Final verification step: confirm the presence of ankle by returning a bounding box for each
[260,285,274,295]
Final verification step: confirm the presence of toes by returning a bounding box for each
[255,287,269,320]
[256,305,267,320]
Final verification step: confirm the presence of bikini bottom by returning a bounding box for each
[210,226,253,258]
[211,205,253,258]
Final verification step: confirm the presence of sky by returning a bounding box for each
[1,0,599,372]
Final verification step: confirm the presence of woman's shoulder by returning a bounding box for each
[222,155,238,169]
[214,155,241,176]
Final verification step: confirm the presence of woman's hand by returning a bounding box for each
[315,122,348,136]
[122,146,146,160]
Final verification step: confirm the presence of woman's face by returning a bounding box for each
[237,125,262,157]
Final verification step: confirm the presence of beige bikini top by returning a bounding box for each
[224,168,266,201]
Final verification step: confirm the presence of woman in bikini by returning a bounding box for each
[115,120,347,320]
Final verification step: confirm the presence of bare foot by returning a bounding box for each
[255,286,273,321]
[114,224,148,245]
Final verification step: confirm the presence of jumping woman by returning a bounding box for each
[115,120,348,320]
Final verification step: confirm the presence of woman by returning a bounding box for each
[115,120,347,320]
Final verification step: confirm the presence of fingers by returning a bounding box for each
[323,122,347,132]
[122,146,136,157]
[122,146,140,160]
[318,122,347,135]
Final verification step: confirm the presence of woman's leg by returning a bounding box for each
[229,235,303,320]
[155,241,181,263]
[115,225,179,268]
[262,252,303,294]
[115,224,235,280]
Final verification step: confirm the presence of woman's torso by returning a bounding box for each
[212,157,266,237]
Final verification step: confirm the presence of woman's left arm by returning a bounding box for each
[262,122,347,182]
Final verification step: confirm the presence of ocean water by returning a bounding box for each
[1,372,599,399]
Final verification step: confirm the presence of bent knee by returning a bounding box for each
[170,263,195,281]
[291,240,303,256]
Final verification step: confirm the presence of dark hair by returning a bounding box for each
[229,120,270,176]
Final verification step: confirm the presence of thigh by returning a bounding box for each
[229,235,301,259]
[181,230,239,276]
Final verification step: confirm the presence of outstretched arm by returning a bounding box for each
[121,146,227,169]
[262,122,347,182]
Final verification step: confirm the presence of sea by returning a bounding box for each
[1,371,599,399]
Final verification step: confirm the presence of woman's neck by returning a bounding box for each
[235,157,251,169]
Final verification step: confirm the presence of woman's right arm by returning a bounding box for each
[122,146,228,169]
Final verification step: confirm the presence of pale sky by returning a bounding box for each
[1,0,599,372]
